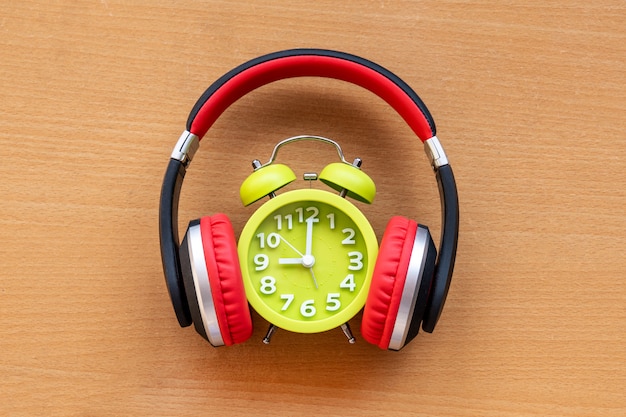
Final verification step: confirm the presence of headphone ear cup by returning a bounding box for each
[362,217,436,350]
[179,214,253,346]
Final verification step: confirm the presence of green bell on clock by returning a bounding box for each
[240,163,297,206]
[319,162,376,204]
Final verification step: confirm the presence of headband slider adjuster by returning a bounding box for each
[424,136,449,170]
[171,130,200,167]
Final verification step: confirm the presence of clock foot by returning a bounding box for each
[340,323,356,344]
[262,324,278,344]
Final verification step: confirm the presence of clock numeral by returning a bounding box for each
[274,214,293,231]
[300,299,316,317]
[259,276,277,295]
[327,213,335,230]
[296,206,320,223]
[340,274,356,292]
[256,232,281,249]
[267,233,280,248]
[326,293,341,311]
[280,294,294,311]
[273,214,282,230]
[306,207,320,222]
[254,254,269,271]
[347,251,364,271]
[341,228,356,245]
[278,295,343,315]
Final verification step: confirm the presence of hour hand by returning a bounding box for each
[278,257,303,265]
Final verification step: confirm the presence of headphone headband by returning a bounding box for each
[160,49,458,333]
[186,49,436,141]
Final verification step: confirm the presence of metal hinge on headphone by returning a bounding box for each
[171,130,200,167]
[424,136,449,171]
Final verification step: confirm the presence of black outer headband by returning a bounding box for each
[159,48,459,333]
[160,159,191,326]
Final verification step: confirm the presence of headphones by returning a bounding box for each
[159,49,459,350]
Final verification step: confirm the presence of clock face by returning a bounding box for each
[238,189,378,333]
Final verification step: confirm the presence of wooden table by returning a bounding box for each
[1,1,624,415]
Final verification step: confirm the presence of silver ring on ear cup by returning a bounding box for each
[187,224,225,347]
[388,226,431,351]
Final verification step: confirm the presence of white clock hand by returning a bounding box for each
[304,218,319,288]
[278,258,303,265]
[305,218,314,257]
[276,234,304,257]
[309,268,319,289]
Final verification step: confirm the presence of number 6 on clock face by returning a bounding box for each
[238,189,378,333]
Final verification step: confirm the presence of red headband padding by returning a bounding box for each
[188,54,435,142]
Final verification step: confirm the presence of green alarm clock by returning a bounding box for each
[238,136,378,337]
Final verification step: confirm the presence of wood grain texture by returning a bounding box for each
[1,1,624,416]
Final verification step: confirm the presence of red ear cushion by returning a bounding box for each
[200,214,253,346]
[362,216,417,349]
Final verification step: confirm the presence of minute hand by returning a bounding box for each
[304,217,319,289]
[305,217,318,256]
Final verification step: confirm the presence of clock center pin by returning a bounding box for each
[302,254,315,268]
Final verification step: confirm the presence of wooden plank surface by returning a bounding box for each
[1,1,624,415]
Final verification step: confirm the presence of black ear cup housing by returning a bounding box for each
[401,229,437,349]
[179,220,211,343]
